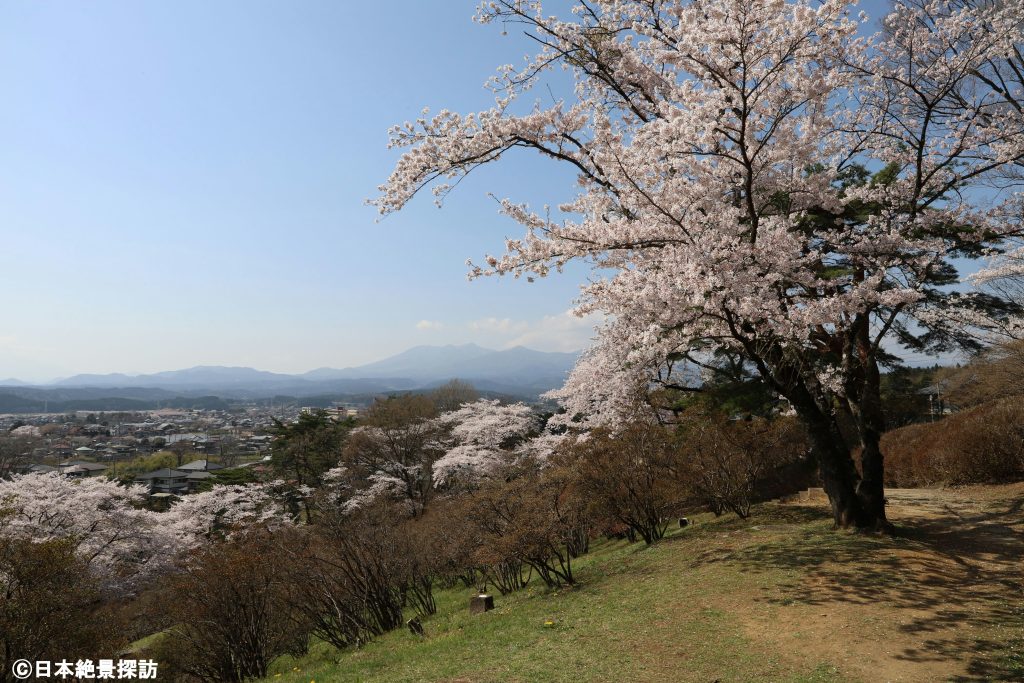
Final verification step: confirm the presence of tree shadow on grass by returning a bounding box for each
[688,495,1024,682]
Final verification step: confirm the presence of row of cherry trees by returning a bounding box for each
[0,473,298,682]
[0,473,289,590]
[0,395,557,591]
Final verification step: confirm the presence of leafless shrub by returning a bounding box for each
[945,339,1024,408]
[0,537,124,683]
[154,532,311,683]
[460,462,582,590]
[678,414,807,519]
[883,398,1024,486]
[562,422,682,546]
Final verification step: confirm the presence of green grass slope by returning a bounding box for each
[265,487,1024,683]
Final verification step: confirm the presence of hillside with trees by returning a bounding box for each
[2,0,1024,681]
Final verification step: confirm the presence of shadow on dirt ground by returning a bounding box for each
[692,486,1024,681]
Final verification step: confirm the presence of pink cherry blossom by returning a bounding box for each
[376,0,1024,526]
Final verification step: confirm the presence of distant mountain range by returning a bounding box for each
[0,345,579,407]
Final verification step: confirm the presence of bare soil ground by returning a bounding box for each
[745,483,1024,682]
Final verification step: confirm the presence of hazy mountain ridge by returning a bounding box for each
[300,343,496,381]
[26,345,579,400]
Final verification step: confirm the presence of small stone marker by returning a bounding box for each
[470,594,494,615]
[802,487,825,501]
[407,616,425,637]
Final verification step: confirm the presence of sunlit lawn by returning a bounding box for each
[265,506,861,683]
[261,488,1024,683]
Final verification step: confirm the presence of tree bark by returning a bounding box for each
[793,400,865,528]
[744,337,887,531]
[840,318,895,534]
[850,356,894,534]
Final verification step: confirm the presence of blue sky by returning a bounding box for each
[0,0,905,381]
[0,0,598,381]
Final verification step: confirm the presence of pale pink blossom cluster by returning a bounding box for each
[973,244,1024,286]
[432,399,539,485]
[0,473,155,588]
[0,473,290,590]
[320,463,409,514]
[9,425,41,438]
[378,0,1024,425]
[514,429,570,462]
[438,399,537,450]
[161,481,291,549]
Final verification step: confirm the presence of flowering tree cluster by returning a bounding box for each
[163,481,294,548]
[336,395,443,516]
[433,399,538,485]
[514,428,568,462]
[377,0,1024,530]
[0,473,291,590]
[327,396,563,510]
[0,473,158,589]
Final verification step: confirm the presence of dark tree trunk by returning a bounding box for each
[835,317,895,534]
[850,354,894,534]
[795,401,865,528]
[856,435,891,532]
[740,334,890,532]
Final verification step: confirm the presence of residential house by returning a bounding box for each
[177,459,225,492]
[177,459,226,473]
[135,468,190,495]
[58,461,108,478]
[183,471,214,492]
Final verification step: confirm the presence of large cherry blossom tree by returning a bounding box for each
[377,0,1024,530]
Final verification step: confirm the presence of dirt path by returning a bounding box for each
[754,484,1024,682]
